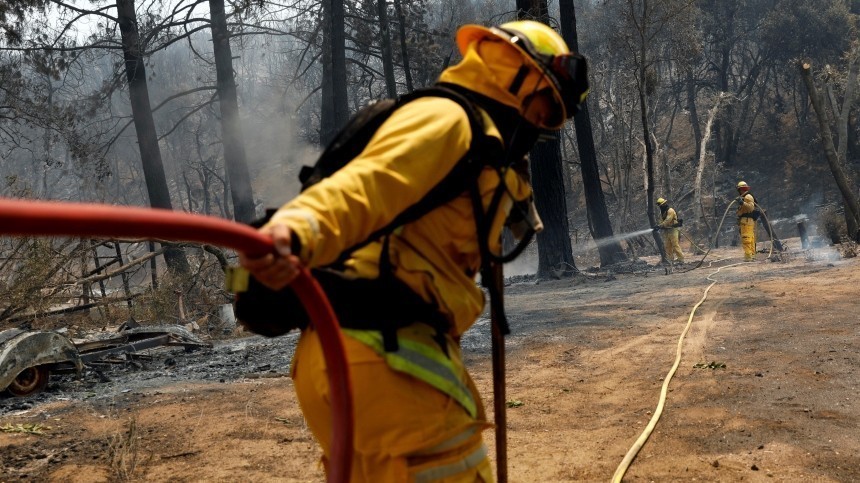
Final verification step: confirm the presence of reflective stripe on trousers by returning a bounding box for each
[413,441,489,483]
[342,327,478,418]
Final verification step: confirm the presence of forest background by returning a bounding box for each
[1,0,860,329]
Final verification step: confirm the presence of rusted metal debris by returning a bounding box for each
[0,325,211,397]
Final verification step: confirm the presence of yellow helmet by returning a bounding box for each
[456,20,590,122]
[656,197,667,206]
[737,181,750,192]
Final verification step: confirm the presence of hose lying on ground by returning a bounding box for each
[611,261,746,482]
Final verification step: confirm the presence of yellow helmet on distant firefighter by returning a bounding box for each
[453,20,589,129]
[656,197,667,206]
[737,181,750,192]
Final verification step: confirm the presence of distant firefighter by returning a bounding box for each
[736,181,758,261]
[655,197,684,263]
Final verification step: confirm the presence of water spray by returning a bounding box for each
[570,227,655,259]
[594,228,655,248]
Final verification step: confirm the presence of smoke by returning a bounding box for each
[242,111,319,209]
[504,250,538,277]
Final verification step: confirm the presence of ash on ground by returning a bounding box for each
[0,332,300,416]
[1,257,663,416]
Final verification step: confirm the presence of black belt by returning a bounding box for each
[315,269,450,352]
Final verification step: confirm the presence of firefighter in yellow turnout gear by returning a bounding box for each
[736,181,757,261]
[239,21,588,482]
[656,197,684,263]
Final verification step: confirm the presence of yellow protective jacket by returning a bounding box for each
[737,192,756,225]
[264,97,531,339]
[658,207,679,228]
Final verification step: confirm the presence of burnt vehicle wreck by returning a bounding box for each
[0,325,210,397]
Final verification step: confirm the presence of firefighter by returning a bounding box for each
[736,181,757,261]
[655,197,684,263]
[238,21,588,482]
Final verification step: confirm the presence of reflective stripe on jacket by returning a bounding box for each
[343,324,478,418]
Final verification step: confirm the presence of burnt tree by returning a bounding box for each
[116,0,189,273]
[209,0,256,223]
[376,0,397,97]
[559,0,626,266]
[517,0,577,278]
[320,0,349,145]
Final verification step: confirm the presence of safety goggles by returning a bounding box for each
[495,27,591,118]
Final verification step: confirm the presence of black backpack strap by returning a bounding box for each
[332,85,502,266]
[470,181,511,335]
[300,98,400,190]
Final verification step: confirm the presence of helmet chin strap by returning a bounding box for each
[508,65,530,95]
[514,59,559,131]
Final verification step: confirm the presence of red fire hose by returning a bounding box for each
[0,197,353,482]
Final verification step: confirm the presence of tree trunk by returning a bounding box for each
[116,0,189,273]
[114,243,134,308]
[532,139,576,276]
[800,61,860,240]
[641,86,665,260]
[686,69,702,161]
[517,0,575,278]
[209,0,256,223]
[712,2,735,166]
[559,0,625,266]
[694,94,724,227]
[376,0,397,98]
[319,0,349,145]
[629,1,664,260]
[330,0,349,133]
[837,52,858,163]
[657,132,670,200]
[320,13,334,145]
[392,0,413,93]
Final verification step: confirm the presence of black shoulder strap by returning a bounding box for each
[333,85,503,264]
[299,98,399,190]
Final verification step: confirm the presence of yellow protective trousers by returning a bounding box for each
[739,218,757,260]
[661,228,684,262]
[292,328,493,482]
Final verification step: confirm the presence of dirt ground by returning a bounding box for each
[1,241,859,482]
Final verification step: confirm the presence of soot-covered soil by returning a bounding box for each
[1,242,858,482]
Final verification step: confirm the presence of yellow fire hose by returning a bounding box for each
[611,261,746,482]
[614,198,781,479]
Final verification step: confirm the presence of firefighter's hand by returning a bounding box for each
[238,223,301,291]
[652,225,660,232]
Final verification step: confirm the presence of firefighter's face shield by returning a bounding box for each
[551,53,590,117]
[496,27,591,119]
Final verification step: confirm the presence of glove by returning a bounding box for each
[652,225,660,232]
[736,197,745,205]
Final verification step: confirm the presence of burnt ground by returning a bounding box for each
[1,239,859,482]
